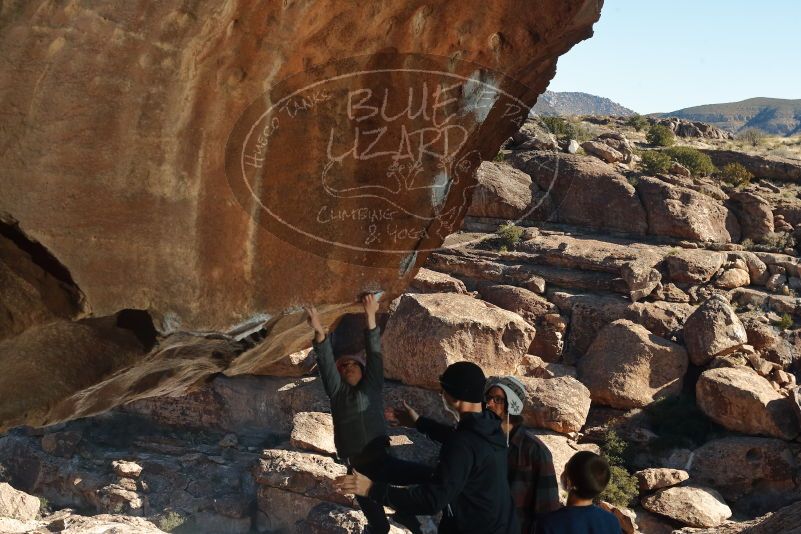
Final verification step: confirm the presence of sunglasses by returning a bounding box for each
[485,394,506,406]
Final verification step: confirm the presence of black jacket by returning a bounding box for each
[369,410,519,534]
[312,327,388,459]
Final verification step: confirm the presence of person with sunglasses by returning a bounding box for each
[336,361,519,534]
[484,376,560,534]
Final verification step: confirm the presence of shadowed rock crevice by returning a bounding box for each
[0,215,88,340]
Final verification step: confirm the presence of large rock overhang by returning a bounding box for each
[0,0,604,429]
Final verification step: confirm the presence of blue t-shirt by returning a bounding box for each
[535,505,622,534]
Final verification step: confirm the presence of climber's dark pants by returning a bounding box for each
[347,447,433,534]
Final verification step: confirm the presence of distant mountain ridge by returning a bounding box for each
[656,97,801,136]
[531,91,635,117]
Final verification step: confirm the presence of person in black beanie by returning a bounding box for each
[336,361,520,534]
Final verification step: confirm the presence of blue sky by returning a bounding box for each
[547,0,801,114]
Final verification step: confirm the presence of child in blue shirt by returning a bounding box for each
[535,451,622,534]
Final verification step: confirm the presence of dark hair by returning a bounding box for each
[565,451,611,500]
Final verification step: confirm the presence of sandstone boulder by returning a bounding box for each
[683,296,747,366]
[696,367,800,440]
[620,261,662,302]
[691,436,801,515]
[516,376,591,434]
[581,141,625,163]
[729,190,775,243]
[508,152,648,235]
[290,412,336,456]
[641,486,732,528]
[578,320,688,409]
[728,251,770,286]
[634,468,689,492]
[665,249,726,285]
[112,461,142,479]
[741,499,801,534]
[409,268,469,295]
[476,283,565,361]
[622,301,695,341]
[0,483,39,522]
[467,162,534,220]
[511,119,559,151]
[383,293,535,389]
[637,177,740,243]
[255,448,351,506]
[714,268,750,289]
[526,429,600,498]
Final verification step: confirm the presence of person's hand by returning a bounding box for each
[304,305,325,341]
[384,401,419,428]
[334,470,373,497]
[361,292,380,329]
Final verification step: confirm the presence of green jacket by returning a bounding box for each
[312,326,388,459]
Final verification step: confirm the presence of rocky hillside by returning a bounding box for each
[532,90,636,116]
[2,115,801,533]
[657,97,801,136]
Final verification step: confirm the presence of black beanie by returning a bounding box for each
[439,361,486,403]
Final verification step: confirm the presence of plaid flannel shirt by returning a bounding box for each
[508,425,561,534]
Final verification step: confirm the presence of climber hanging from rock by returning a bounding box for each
[304,294,431,534]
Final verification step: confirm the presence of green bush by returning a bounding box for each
[565,122,593,143]
[494,151,506,162]
[157,511,186,533]
[496,222,523,249]
[718,162,753,187]
[598,430,639,508]
[38,496,51,517]
[775,313,794,330]
[600,465,639,508]
[646,124,675,147]
[541,116,570,137]
[626,114,649,132]
[640,150,672,175]
[763,231,796,250]
[601,430,631,467]
[664,146,717,176]
[738,128,766,147]
[540,116,591,141]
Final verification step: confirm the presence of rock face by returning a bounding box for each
[0,1,603,430]
[578,320,688,409]
[696,367,800,440]
[683,296,748,366]
[383,293,536,389]
[641,486,732,528]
